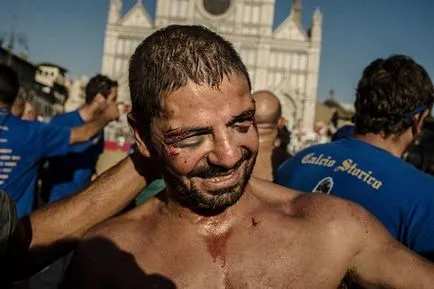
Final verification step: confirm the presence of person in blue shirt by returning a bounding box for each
[32,75,119,288]
[41,75,118,204]
[331,124,354,141]
[276,55,434,261]
[0,65,120,218]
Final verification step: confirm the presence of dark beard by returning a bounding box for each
[162,149,256,215]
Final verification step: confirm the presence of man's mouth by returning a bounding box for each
[199,168,241,190]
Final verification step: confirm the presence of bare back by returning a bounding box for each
[62,178,434,289]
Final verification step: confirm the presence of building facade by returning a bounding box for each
[34,63,69,116]
[102,0,322,131]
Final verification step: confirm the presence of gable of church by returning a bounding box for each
[121,3,153,28]
[273,16,308,41]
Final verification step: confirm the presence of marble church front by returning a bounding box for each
[101,0,322,131]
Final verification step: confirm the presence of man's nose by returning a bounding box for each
[207,129,242,169]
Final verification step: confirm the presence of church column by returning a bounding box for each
[155,0,171,27]
[259,0,275,36]
[254,41,270,91]
[102,0,122,76]
[108,0,122,24]
[101,30,118,77]
[303,8,322,131]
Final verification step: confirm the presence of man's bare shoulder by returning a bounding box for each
[82,197,162,248]
[249,177,375,241]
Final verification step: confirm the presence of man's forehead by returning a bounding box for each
[153,92,254,133]
[161,76,252,116]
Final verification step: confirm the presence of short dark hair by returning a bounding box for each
[85,74,118,104]
[354,55,434,136]
[129,25,251,140]
[0,64,20,105]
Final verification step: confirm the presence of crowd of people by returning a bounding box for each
[0,24,434,288]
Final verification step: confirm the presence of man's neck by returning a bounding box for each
[161,185,254,234]
[78,104,94,122]
[355,133,409,158]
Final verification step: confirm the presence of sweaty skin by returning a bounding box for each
[63,180,433,289]
[63,74,434,289]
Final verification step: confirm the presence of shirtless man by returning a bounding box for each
[62,25,434,289]
[251,90,290,181]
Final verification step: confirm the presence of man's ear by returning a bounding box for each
[277,116,285,130]
[414,109,430,136]
[128,113,151,158]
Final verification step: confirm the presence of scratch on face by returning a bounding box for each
[251,217,259,227]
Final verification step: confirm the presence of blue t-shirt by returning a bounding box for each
[42,110,104,203]
[0,109,71,217]
[276,138,434,260]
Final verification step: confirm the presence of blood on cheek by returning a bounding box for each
[161,143,181,158]
[161,143,191,171]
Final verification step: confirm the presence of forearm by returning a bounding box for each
[3,154,150,281]
[30,155,146,247]
[69,117,108,144]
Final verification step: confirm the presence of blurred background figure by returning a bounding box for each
[41,74,118,204]
[11,96,25,117]
[252,90,291,181]
[331,124,354,141]
[31,74,119,289]
[21,101,38,121]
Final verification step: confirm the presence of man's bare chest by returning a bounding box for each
[106,230,349,289]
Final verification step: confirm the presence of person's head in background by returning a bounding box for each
[331,124,354,142]
[21,102,38,121]
[252,90,289,181]
[0,64,20,110]
[11,96,25,117]
[252,90,284,147]
[353,55,434,158]
[81,74,118,121]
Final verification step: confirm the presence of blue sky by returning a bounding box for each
[0,0,433,103]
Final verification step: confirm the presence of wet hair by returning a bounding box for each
[129,25,251,140]
[354,55,434,136]
[0,64,20,105]
[85,74,118,104]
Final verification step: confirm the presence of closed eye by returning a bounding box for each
[232,117,254,133]
[170,132,210,148]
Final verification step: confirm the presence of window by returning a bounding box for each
[203,0,231,15]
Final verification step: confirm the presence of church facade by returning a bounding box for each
[101,0,322,131]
